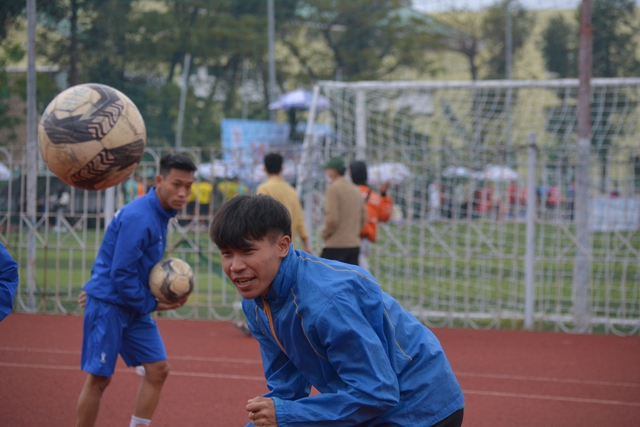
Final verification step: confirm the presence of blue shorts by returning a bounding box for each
[81,295,167,377]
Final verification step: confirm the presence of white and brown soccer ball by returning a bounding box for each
[149,258,194,304]
[38,83,146,191]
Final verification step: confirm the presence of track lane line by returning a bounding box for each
[1,362,639,407]
[463,389,640,407]
[0,346,261,364]
[0,362,265,381]
[456,371,640,388]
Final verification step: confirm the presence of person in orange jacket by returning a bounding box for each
[349,160,393,272]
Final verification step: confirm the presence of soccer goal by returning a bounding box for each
[298,78,640,334]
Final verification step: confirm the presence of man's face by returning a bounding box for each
[220,234,290,300]
[325,168,339,182]
[155,168,195,210]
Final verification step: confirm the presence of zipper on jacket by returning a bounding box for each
[262,296,286,355]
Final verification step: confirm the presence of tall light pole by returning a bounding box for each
[574,0,592,333]
[176,53,191,148]
[268,0,276,121]
[26,0,37,310]
[505,0,513,164]
[505,0,512,80]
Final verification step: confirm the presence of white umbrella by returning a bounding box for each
[442,166,471,178]
[368,162,411,186]
[268,89,330,111]
[481,165,518,181]
[197,160,237,180]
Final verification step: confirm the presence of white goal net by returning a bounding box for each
[298,78,640,334]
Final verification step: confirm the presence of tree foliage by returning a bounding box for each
[589,0,640,78]
[540,15,575,78]
[482,0,535,80]
[437,9,484,80]
[0,1,459,147]
[540,0,640,79]
[439,0,535,80]
[289,0,440,81]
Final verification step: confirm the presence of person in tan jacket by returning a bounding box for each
[257,153,311,253]
[320,157,367,265]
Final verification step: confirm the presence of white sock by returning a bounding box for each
[130,415,151,427]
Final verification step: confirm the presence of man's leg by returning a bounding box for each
[132,360,171,420]
[76,373,111,427]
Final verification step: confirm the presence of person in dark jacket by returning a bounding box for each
[75,153,196,427]
[210,194,464,427]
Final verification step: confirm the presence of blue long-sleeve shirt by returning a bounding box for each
[0,242,19,321]
[243,248,464,426]
[83,188,176,314]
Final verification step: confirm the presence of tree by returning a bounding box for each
[482,0,535,80]
[540,0,640,188]
[541,0,640,79]
[0,0,62,141]
[437,8,484,80]
[589,0,640,78]
[285,0,443,81]
[540,15,576,78]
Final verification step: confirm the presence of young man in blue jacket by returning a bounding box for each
[76,153,197,427]
[210,194,464,427]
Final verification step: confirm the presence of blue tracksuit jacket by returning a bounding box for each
[83,188,176,314]
[243,248,464,426]
[0,242,19,321]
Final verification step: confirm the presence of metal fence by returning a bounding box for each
[6,79,640,336]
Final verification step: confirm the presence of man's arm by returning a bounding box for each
[321,185,338,240]
[266,293,400,426]
[292,198,311,253]
[110,217,159,314]
[0,243,19,321]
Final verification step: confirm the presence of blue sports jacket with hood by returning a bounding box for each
[243,248,464,427]
[83,188,176,314]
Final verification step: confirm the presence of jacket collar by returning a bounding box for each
[330,175,347,186]
[260,244,296,306]
[148,187,178,219]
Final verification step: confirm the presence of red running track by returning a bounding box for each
[0,313,638,426]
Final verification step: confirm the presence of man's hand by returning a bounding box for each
[77,290,87,308]
[380,181,391,196]
[156,296,188,311]
[247,396,277,427]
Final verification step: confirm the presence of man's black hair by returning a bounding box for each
[159,153,197,177]
[349,160,368,186]
[263,152,283,175]
[210,195,291,249]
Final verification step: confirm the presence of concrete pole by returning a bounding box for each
[574,0,592,333]
[524,132,537,329]
[104,187,115,229]
[176,53,191,148]
[26,0,38,310]
[267,0,276,121]
[355,89,366,161]
[505,0,512,80]
[505,0,513,164]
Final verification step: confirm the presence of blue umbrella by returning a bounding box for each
[268,89,330,111]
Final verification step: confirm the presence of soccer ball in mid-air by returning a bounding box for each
[38,83,146,191]
[149,258,195,304]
